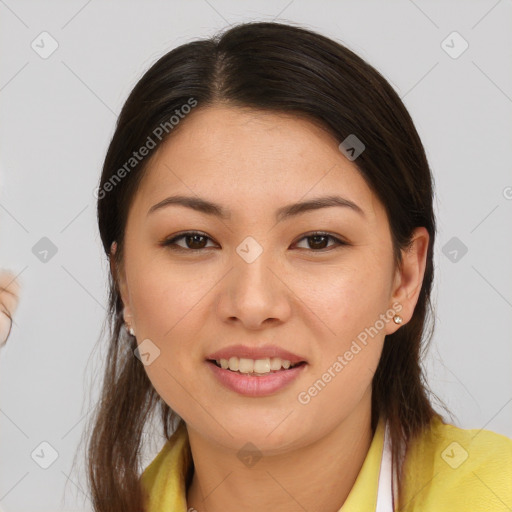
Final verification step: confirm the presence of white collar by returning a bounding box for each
[375,421,398,512]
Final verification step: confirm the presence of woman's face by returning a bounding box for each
[115,105,425,453]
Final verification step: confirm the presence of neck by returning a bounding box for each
[186,390,374,512]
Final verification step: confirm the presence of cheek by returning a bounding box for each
[290,256,391,393]
[292,275,386,423]
[292,255,391,341]
[127,262,214,415]
[130,259,213,340]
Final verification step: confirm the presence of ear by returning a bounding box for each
[110,241,133,326]
[385,227,429,335]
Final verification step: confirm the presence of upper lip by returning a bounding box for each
[207,345,307,365]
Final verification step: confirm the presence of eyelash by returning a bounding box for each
[160,230,348,253]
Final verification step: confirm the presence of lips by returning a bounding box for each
[206,344,307,365]
[207,357,307,396]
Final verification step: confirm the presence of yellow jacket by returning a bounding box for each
[140,416,512,511]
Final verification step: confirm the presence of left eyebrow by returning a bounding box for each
[147,194,365,221]
[275,195,365,222]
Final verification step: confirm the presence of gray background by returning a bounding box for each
[1,1,511,510]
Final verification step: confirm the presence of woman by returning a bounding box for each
[88,21,512,511]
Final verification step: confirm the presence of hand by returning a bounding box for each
[0,270,21,348]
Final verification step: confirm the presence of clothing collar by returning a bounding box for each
[141,417,388,512]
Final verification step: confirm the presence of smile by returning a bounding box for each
[206,358,307,397]
[211,356,304,375]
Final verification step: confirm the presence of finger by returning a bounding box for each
[0,271,21,316]
[0,307,13,348]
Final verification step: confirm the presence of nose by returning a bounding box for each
[215,241,292,330]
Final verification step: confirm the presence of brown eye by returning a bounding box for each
[294,232,347,251]
[161,231,216,251]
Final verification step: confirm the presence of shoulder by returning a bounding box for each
[400,415,512,511]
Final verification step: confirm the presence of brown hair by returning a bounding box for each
[86,20,446,511]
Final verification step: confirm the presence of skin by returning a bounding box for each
[112,105,428,512]
[0,270,20,348]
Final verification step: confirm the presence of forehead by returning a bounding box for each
[133,105,383,223]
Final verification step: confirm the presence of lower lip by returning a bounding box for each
[206,360,307,397]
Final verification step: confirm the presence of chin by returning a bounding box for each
[201,415,312,454]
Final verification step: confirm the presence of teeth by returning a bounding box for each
[216,356,297,374]
[238,358,254,373]
[270,357,282,371]
[254,359,271,373]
